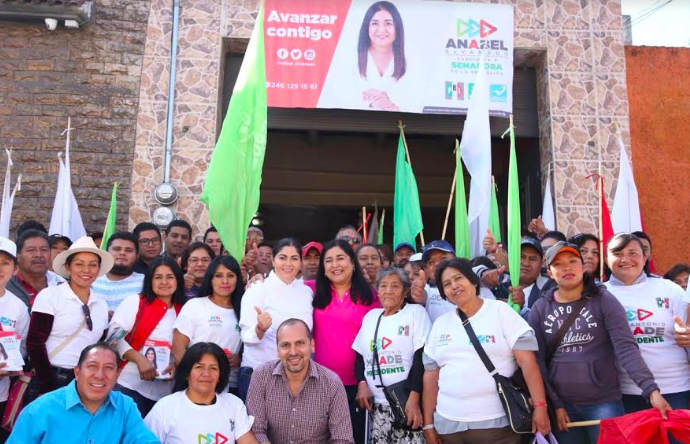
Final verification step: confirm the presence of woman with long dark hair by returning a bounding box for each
[568,233,601,278]
[145,342,259,444]
[310,239,379,444]
[172,255,245,394]
[238,238,313,401]
[529,242,668,444]
[179,242,215,299]
[109,257,186,417]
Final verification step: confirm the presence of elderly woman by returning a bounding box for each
[604,233,690,413]
[145,342,259,444]
[422,258,550,444]
[27,236,113,397]
[352,267,430,443]
[356,243,384,286]
[109,257,186,417]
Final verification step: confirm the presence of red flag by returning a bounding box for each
[597,409,690,444]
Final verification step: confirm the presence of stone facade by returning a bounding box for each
[0,0,151,233]
[129,0,631,239]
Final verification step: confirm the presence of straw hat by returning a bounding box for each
[53,236,114,279]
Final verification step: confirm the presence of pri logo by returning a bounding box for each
[444,82,466,101]
[457,19,498,38]
[489,84,507,103]
[198,433,229,444]
[656,298,670,309]
[626,308,654,322]
[398,325,410,336]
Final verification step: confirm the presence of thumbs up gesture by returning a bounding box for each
[410,270,428,305]
[255,306,273,333]
[673,315,690,348]
[482,229,498,254]
[528,215,548,238]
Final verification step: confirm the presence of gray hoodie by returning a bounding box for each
[528,284,658,408]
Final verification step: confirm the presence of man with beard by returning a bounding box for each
[246,319,353,444]
[91,232,144,318]
[7,230,64,308]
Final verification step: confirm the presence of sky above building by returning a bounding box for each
[622,0,690,47]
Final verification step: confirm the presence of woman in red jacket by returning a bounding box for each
[108,257,186,416]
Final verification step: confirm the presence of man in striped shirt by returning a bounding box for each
[91,232,144,318]
[247,318,354,444]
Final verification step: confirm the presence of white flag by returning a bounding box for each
[49,119,86,242]
[0,149,21,238]
[460,60,492,257]
[542,171,555,231]
[611,134,642,233]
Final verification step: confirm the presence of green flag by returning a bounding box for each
[393,135,423,248]
[201,2,267,261]
[503,121,521,313]
[100,182,119,251]
[489,177,502,243]
[454,141,471,259]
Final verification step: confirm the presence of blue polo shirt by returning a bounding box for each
[7,380,160,444]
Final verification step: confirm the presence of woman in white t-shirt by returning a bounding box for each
[422,258,550,444]
[604,233,690,413]
[353,267,430,443]
[173,255,244,394]
[238,238,314,401]
[145,342,258,444]
[109,257,186,417]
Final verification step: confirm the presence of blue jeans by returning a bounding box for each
[113,384,156,418]
[554,400,625,444]
[238,366,253,402]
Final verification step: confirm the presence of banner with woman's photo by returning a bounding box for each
[264,0,514,116]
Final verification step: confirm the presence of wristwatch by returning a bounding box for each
[422,424,435,431]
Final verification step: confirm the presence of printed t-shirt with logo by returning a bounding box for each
[144,391,253,444]
[425,299,533,422]
[605,277,690,395]
[174,297,242,387]
[352,304,431,405]
[110,293,177,401]
[0,290,29,402]
[425,284,455,324]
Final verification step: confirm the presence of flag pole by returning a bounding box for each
[398,120,426,246]
[362,206,367,243]
[442,166,457,241]
[566,420,601,428]
[598,164,605,281]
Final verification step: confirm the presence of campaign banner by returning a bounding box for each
[0,332,24,372]
[264,0,513,116]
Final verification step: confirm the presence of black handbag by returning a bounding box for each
[458,308,534,434]
[371,311,420,431]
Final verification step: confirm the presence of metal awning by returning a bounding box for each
[0,0,94,26]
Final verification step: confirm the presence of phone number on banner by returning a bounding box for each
[266,82,319,90]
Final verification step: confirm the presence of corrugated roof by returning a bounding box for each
[0,0,88,5]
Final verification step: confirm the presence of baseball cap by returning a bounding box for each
[301,241,323,258]
[394,242,416,253]
[409,252,423,262]
[545,241,582,266]
[520,237,544,257]
[0,237,16,259]
[422,240,455,262]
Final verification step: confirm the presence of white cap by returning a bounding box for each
[410,252,423,262]
[0,237,17,258]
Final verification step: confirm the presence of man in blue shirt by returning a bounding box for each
[8,343,159,444]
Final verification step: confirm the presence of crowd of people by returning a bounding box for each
[0,216,687,444]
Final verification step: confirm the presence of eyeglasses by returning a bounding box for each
[188,257,212,265]
[139,237,161,246]
[82,304,93,331]
[338,235,361,245]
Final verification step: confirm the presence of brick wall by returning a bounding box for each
[0,0,151,236]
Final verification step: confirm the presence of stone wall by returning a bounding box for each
[0,0,151,235]
[129,0,631,240]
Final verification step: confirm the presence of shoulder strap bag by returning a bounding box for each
[372,311,420,431]
[458,308,533,434]
[546,296,590,365]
